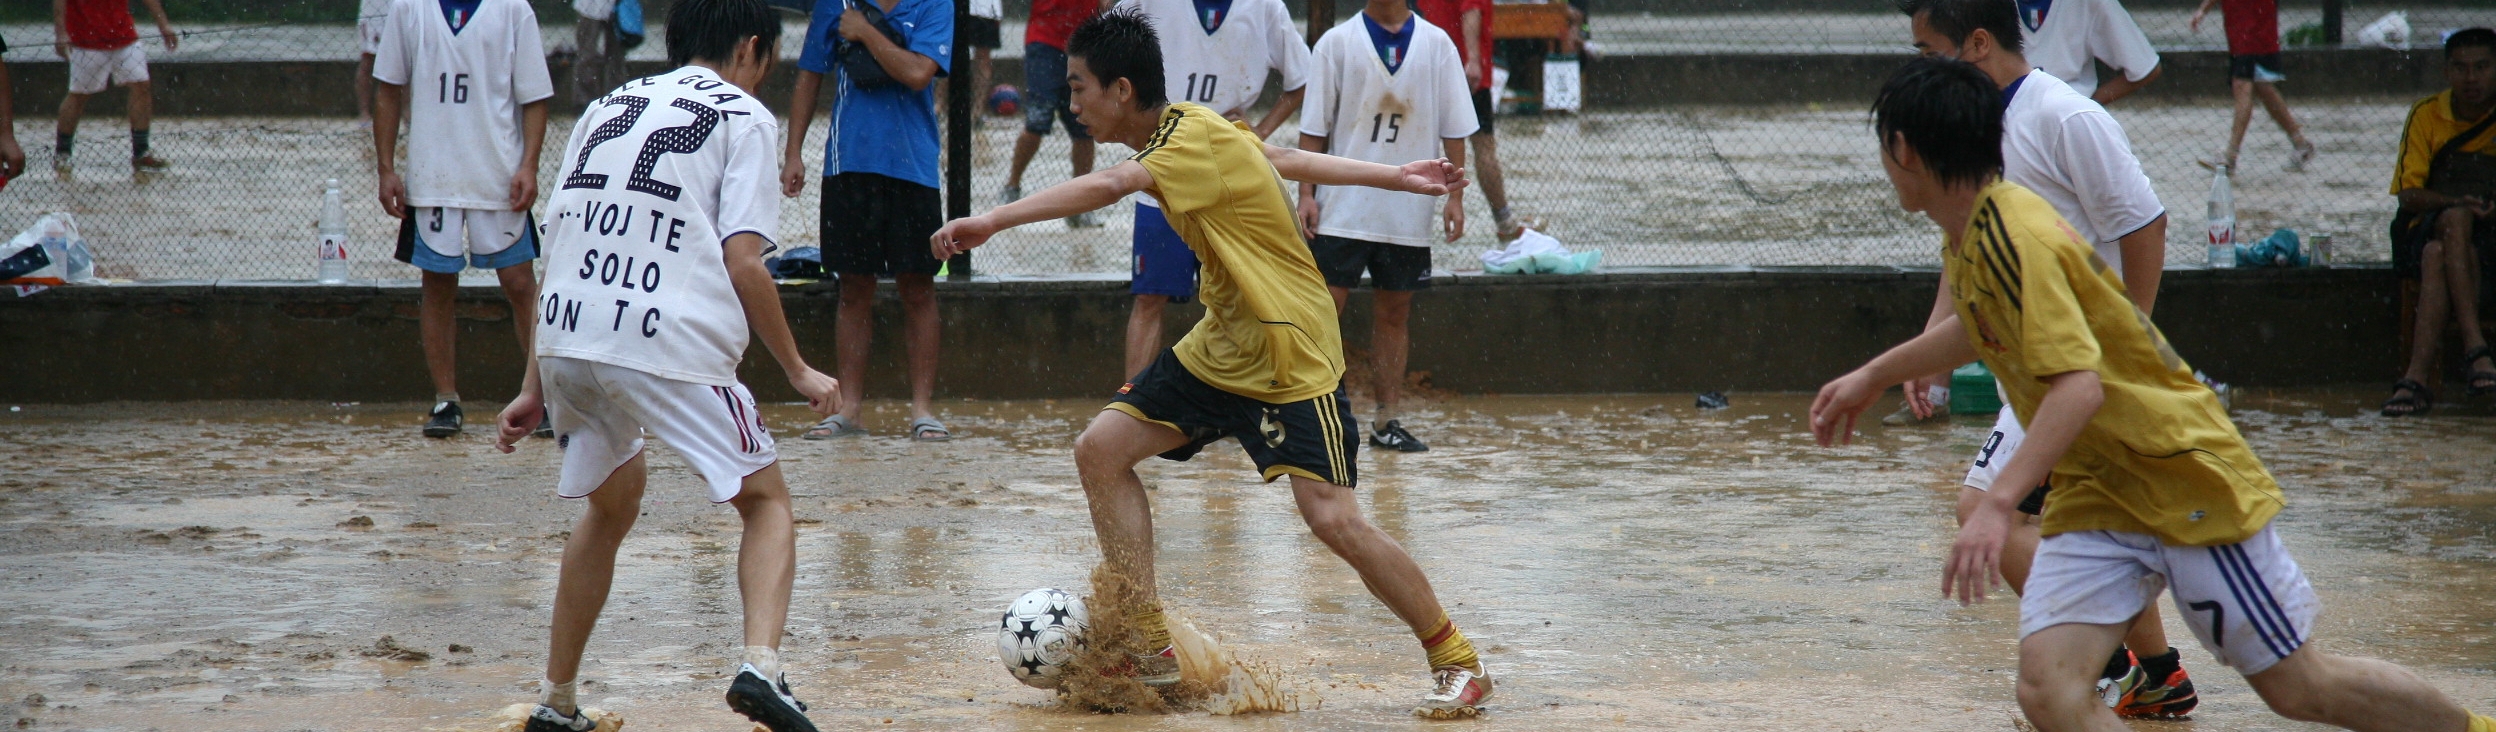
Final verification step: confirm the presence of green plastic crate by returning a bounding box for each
[1949,362,2002,415]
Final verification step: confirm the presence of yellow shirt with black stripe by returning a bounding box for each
[1130,103,1347,403]
[2393,90,2496,194]
[1949,181,2284,547]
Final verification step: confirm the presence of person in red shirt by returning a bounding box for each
[51,0,178,172]
[1415,0,1531,238]
[999,0,1112,226]
[0,35,25,184]
[2190,0,2314,172]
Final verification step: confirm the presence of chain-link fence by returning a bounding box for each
[1,2,2488,281]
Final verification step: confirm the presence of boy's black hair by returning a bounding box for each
[1872,56,2004,192]
[1895,0,2025,55]
[1067,8,1167,110]
[2450,27,2496,58]
[666,0,782,68]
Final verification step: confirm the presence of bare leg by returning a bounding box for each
[2245,646,2474,732]
[834,273,876,423]
[1072,409,1192,600]
[1125,294,1168,380]
[971,47,992,106]
[1327,285,1350,313]
[1291,476,1448,634]
[496,263,539,363]
[2438,208,2488,360]
[356,54,376,123]
[896,273,939,422]
[421,269,461,396]
[2251,81,2308,148]
[1372,290,1413,419]
[1468,133,1510,221]
[2406,225,2459,388]
[545,451,649,686]
[56,93,89,140]
[727,463,798,650]
[2018,623,2134,732]
[126,80,152,136]
[1071,138,1096,177]
[1004,131,1042,190]
[2223,79,2254,167]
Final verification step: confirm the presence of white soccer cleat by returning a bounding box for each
[1413,665,1492,719]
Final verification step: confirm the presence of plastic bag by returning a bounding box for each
[2357,11,2409,50]
[1,213,101,286]
[1480,228,1601,274]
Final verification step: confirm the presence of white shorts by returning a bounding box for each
[2021,527,2318,674]
[67,45,149,95]
[1964,404,2025,491]
[358,19,385,56]
[542,356,778,503]
[394,207,540,273]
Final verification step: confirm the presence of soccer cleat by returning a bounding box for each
[725,664,820,732]
[423,401,463,438]
[2116,664,2199,719]
[1413,665,1492,719]
[1370,420,1429,452]
[52,155,72,175]
[2095,651,2145,710]
[998,184,1022,207]
[1130,645,1181,687]
[133,154,170,172]
[2287,140,2317,172]
[522,704,598,732]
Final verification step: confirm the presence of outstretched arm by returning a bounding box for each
[1261,143,1466,195]
[1810,317,1980,446]
[932,162,1156,257]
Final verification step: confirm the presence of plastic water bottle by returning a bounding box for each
[2205,166,2236,269]
[317,178,350,283]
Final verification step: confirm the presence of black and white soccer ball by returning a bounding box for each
[997,587,1088,689]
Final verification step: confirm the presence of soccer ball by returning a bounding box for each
[986,84,1021,117]
[997,587,1087,689]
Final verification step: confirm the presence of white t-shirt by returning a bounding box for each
[537,66,784,387]
[2001,68,2164,272]
[970,0,1001,21]
[1120,0,1308,210]
[1302,14,1475,247]
[373,0,557,210]
[360,0,393,24]
[2019,0,2159,99]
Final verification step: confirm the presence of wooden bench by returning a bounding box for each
[1490,2,1575,42]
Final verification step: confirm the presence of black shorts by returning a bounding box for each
[822,172,944,276]
[1309,236,1432,290]
[2018,483,2049,516]
[961,16,1001,50]
[2228,53,2285,81]
[1107,349,1360,487]
[1470,87,1494,136]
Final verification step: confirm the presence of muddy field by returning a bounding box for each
[3,389,2494,731]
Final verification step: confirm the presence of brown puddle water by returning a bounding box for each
[3,391,2494,731]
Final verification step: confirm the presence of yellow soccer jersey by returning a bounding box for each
[1948,181,2283,547]
[1131,103,1346,403]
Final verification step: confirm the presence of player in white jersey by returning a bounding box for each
[493,1,840,730]
[2016,0,2161,105]
[372,0,555,437]
[1297,0,1473,452]
[357,0,390,125]
[1111,0,1309,379]
[1898,0,2192,719]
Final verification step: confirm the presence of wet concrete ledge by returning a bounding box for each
[0,265,2394,403]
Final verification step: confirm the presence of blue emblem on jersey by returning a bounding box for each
[1192,0,1234,34]
[2017,0,2051,32]
[438,0,484,33]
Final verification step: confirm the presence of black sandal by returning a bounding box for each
[2464,346,2496,396]
[2382,379,2434,417]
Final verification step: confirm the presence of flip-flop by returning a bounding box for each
[908,416,954,442]
[802,414,867,440]
[2463,346,2496,396]
[2381,379,2433,418]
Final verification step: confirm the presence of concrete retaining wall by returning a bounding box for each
[0,266,2398,403]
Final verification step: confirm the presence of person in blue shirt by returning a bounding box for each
[780,0,956,442]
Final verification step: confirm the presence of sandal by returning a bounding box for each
[802,414,868,440]
[2464,346,2496,396]
[908,416,954,442]
[2381,379,2434,417]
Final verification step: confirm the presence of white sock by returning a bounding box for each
[743,645,781,680]
[435,392,461,404]
[540,679,578,716]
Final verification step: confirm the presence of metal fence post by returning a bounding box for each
[945,0,975,280]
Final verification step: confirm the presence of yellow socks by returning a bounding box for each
[1418,613,1481,674]
[1130,602,1175,650]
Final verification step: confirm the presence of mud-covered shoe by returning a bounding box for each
[1413,665,1492,719]
[2117,664,2199,719]
[1125,645,1182,687]
[725,663,819,732]
[1370,420,1429,452]
[2095,650,2145,709]
[133,154,171,172]
[522,705,597,732]
[1067,210,1102,228]
[423,401,463,438]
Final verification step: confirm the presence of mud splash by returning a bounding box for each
[1055,564,1317,715]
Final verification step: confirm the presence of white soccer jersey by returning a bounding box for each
[1302,14,1475,247]
[970,0,1001,21]
[2002,69,2164,271]
[537,66,784,387]
[1120,0,1308,210]
[373,0,557,210]
[2019,0,2159,99]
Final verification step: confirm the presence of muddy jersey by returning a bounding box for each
[537,66,782,386]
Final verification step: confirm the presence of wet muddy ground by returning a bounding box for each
[4,390,2494,731]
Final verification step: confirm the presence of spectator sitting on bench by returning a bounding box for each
[2385,27,2496,417]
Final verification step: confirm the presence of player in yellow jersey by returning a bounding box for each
[1809,56,2496,732]
[930,9,1490,719]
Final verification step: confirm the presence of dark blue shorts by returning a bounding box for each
[1131,204,1198,300]
[1021,43,1089,140]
